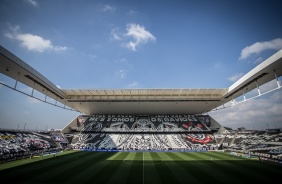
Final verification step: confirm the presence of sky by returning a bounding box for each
[0,0,282,131]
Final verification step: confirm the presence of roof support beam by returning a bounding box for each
[255,80,261,96]
[44,89,48,102]
[14,72,20,89]
[274,70,281,88]
[242,90,246,102]
[31,81,35,97]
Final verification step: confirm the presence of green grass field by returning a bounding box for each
[0,150,281,184]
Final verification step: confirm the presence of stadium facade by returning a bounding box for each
[1,45,282,152]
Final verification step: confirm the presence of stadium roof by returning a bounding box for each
[1,45,282,115]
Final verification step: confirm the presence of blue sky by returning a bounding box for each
[0,0,282,131]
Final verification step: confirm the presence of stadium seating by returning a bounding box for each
[0,129,62,163]
[223,131,282,162]
[64,114,217,151]
[1,114,281,164]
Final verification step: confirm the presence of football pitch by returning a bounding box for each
[0,150,281,184]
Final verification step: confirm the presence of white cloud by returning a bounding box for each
[123,23,156,51]
[111,28,121,40]
[228,73,244,82]
[128,82,139,88]
[89,54,97,60]
[103,4,116,12]
[17,33,53,52]
[114,58,127,63]
[128,10,136,14]
[209,89,282,130]
[4,25,69,53]
[116,70,127,79]
[119,58,127,63]
[239,38,282,60]
[24,0,38,7]
[254,57,264,64]
[53,46,68,52]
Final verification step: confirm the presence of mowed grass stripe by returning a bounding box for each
[107,151,127,160]
[142,152,162,184]
[1,151,281,184]
[207,152,245,160]
[190,152,269,183]
[0,150,84,172]
[208,152,282,173]
[198,152,271,183]
[61,152,119,184]
[178,152,242,184]
[76,152,129,183]
[125,152,143,184]
[0,150,80,170]
[169,152,220,183]
[100,152,134,184]
[28,151,111,183]
[207,151,282,181]
[149,152,180,184]
[187,152,244,183]
[203,152,281,182]
[160,152,201,184]
[124,151,137,161]
[0,151,89,182]
[188,152,250,180]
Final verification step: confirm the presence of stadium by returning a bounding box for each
[1,43,282,183]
